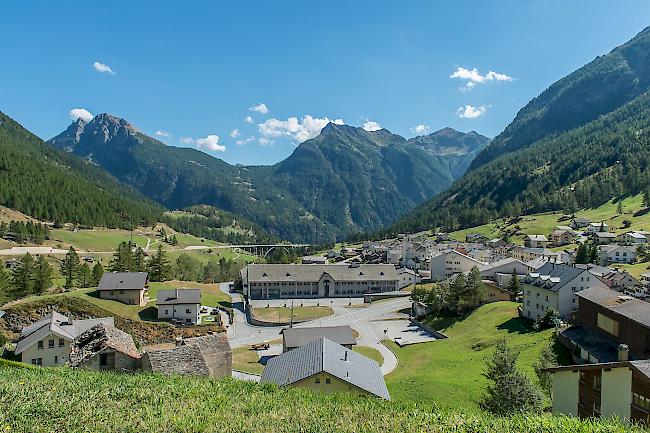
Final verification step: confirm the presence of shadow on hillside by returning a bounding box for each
[496,317,535,334]
[85,290,101,300]
[138,306,159,321]
[633,208,650,217]
[423,312,466,331]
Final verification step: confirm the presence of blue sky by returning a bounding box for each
[1,1,649,165]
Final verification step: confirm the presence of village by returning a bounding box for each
[2,211,650,423]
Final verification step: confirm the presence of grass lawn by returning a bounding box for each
[384,302,556,412]
[616,262,650,279]
[50,229,149,251]
[232,346,265,375]
[251,306,333,323]
[353,345,383,365]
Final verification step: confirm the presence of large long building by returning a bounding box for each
[241,263,398,299]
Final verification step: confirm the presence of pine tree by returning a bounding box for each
[617,200,624,215]
[11,253,35,295]
[33,256,53,294]
[91,262,105,286]
[109,241,134,272]
[148,244,171,282]
[0,262,11,294]
[133,247,147,272]
[480,339,543,415]
[465,266,486,308]
[60,246,80,290]
[78,263,92,288]
[575,243,588,264]
[507,269,520,293]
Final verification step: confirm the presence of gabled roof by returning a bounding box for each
[525,234,548,241]
[156,288,201,305]
[98,272,148,291]
[577,286,650,328]
[282,326,356,349]
[69,323,140,367]
[15,312,114,354]
[522,262,586,293]
[261,337,389,400]
[543,359,650,383]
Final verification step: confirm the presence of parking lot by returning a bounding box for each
[370,319,438,346]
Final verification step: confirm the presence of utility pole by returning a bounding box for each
[289,301,294,328]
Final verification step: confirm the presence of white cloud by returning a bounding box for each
[69,108,94,122]
[244,115,254,123]
[93,61,115,75]
[195,134,226,152]
[179,137,194,145]
[230,129,241,138]
[411,124,431,135]
[258,137,273,146]
[258,115,345,143]
[457,105,487,119]
[249,103,269,114]
[155,130,170,138]
[362,120,382,132]
[236,136,255,146]
[450,66,512,91]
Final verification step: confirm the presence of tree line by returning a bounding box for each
[0,221,50,245]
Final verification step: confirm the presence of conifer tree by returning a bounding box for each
[148,244,171,282]
[12,253,35,295]
[78,263,92,288]
[60,247,80,290]
[33,255,53,294]
[133,247,147,272]
[507,269,520,293]
[91,262,105,286]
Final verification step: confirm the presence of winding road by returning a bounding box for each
[219,283,410,375]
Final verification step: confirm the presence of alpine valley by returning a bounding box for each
[48,116,489,243]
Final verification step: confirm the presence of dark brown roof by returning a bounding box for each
[578,287,650,328]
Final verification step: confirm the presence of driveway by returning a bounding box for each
[219,283,412,375]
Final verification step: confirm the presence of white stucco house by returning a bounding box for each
[156,289,202,324]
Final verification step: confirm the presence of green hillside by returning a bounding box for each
[0,111,161,228]
[387,26,650,236]
[0,365,638,433]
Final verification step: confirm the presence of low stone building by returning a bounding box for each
[98,272,149,306]
[69,323,141,372]
[141,333,232,378]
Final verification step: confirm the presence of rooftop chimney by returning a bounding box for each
[618,344,629,362]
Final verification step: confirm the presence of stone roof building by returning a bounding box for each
[69,323,141,371]
[141,333,231,378]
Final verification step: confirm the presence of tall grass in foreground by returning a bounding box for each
[0,366,638,433]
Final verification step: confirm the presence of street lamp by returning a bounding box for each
[384,329,388,341]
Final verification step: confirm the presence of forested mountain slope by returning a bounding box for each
[50,115,488,243]
[386,26,650,236]
[0,111,161,228]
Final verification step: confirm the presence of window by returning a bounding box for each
[54,356,58,364]
[37,341,43,350]
[58,338,64,347]
[100,353,108,366]
[325,377,331,384]
[48,339,54,348]
[315,377,321,384]
[597,313,619,336]
[165,309,169,315]
[33,358,42,366]
[186,308,191,314]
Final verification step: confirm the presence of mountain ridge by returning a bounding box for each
[49,115,489,243]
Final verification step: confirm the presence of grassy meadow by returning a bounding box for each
[385,302,558,412]
[0,364,640,433]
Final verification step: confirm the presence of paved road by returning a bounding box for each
[220,283,410,375]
